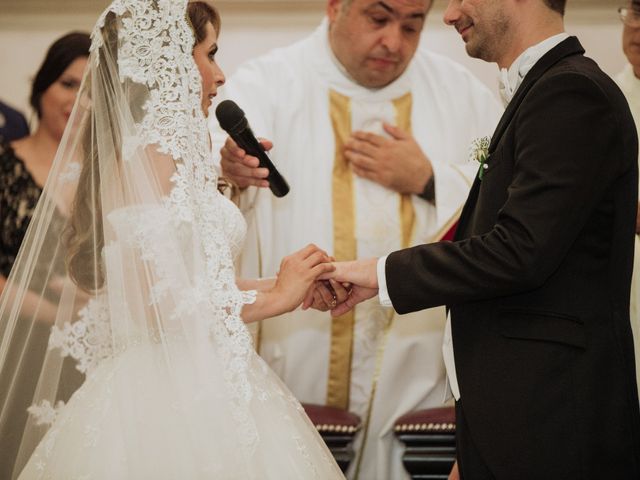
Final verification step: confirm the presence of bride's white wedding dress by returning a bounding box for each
[19,199,343,480]
[3,1,345,478]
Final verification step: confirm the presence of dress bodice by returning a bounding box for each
[217,194,247,260]
[106,190,247,261]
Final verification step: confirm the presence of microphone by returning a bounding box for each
[215,100,290,198]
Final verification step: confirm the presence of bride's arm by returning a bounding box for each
[236,277,275,292]
[240,289,291,324]
[240,244,334,324]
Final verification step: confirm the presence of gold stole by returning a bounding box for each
[327,90,415,409]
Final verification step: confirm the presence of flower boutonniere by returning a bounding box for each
[469,136,491,180]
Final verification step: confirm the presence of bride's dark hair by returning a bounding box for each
[187,0,221,42]
[65,1,222,292]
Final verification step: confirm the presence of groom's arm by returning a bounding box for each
[384,73,626,314]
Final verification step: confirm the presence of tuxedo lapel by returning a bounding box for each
[488,37,585,153]
[454,37,586,241]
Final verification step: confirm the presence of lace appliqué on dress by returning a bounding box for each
[48,296,113,375]
[27,400,66,427]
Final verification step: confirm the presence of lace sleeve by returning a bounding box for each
[242,290,258,305]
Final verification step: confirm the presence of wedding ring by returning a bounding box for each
[330,296,337,308]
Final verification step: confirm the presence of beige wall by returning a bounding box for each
[0,2,626,125]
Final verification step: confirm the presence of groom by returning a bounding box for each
[321,0,640,478]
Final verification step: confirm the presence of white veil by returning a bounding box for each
[0,1,270,477]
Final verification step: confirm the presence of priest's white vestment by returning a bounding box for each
[211,21,502,480]
[617,64,640,401]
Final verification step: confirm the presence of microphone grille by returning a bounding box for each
[215,100,245,132]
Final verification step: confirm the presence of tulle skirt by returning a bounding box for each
[17,341,344,479]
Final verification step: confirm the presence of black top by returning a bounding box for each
[0,140,43,277]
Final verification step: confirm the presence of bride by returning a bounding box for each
[0,1,345,478]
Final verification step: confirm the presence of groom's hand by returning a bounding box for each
[323,258,379,289]
[330,284,378,317]
[318,258,380,316]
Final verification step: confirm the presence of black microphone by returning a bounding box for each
[215,100,290,198]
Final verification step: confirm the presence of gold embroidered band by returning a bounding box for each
[327,90,356,409]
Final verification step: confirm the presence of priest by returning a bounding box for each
[211,1,501,478]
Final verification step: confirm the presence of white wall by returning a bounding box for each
[0,3,626,124]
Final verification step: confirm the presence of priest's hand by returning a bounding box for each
[318,258,379,316]
[219,136,272,189]
[345,123,433,195]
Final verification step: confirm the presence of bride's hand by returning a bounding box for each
[271,244,335,314]
[302,279,351,312]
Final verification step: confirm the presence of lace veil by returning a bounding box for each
[0,0,258,477]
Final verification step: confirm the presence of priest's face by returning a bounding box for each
[443,0,515,67]
[327,0,430,88]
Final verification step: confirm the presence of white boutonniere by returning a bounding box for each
[469,136,491,180]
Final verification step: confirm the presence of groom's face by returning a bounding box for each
[443,0,514,65]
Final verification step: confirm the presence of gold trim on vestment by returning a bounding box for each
[327,90,357,410]
[352,92,414,478]
[394,93,416,248]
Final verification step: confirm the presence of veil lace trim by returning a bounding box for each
[29,0,260,453]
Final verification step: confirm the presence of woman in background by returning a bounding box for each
[0,32,90,293]
[0,32,89,479]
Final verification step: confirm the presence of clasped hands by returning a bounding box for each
[272,246,380,316]
[304,257,380,316]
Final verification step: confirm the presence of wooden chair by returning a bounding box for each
[394,406,456,480]
[302,403,361,473]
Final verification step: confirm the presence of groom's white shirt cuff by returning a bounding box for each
[377,255,393,307]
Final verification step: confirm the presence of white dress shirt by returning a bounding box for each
[499,33,569,106]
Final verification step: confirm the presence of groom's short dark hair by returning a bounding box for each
[544,0,566,15]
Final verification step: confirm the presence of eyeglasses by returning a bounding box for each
[619,6,640,27]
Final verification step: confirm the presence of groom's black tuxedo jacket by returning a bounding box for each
[386,37,640,478]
